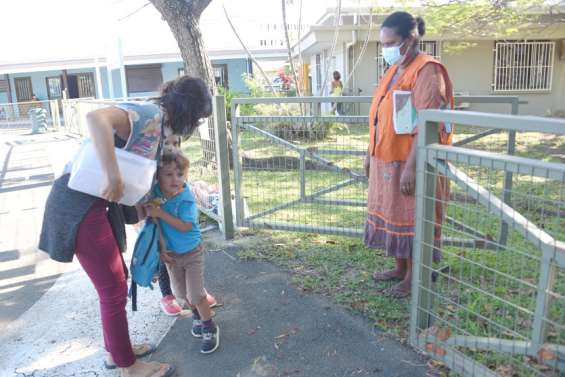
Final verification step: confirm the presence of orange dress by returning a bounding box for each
[363,53,453,261]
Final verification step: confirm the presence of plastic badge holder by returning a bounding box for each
[68,140,156,206]
[392,90,417,135]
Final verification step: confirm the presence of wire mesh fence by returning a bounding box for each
[411,110,565,377]
[231,97,372,236]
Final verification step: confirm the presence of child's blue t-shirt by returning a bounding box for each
[156,184,201,254]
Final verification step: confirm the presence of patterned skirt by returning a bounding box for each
[363,157,448,262]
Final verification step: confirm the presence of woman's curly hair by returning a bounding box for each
[157,76,212,136]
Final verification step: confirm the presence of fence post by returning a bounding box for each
[299,151,306,199]
[410,117,439,346]
[531,242,556,354]
[498,98,518,246]
[212,95,234,240]
[231,101,245,227]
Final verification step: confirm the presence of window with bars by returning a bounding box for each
[212,64,229,89]
[46,76,62,99]
[77,73,96,98]
[375,41,441,83]
[493,40,555,92]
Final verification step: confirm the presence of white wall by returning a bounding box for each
[442,40,565,116]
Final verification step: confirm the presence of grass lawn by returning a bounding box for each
[185,120,565,376]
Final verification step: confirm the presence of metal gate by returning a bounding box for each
[231,96,373,236]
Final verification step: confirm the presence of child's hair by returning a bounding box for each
[158,148,190,176]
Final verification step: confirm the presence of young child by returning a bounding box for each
[144,149,220,354]
[157,136,217,316]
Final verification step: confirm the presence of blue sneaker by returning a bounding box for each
[201,325,220,354]
[191,319,203,338]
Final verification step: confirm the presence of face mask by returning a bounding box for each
[382,41,406,66]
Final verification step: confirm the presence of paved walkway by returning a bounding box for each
[0,131,429,377]
[153,236,428,377]
[0,130,72,332]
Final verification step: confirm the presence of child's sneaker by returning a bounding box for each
[191,319,203,338]
[201,325,220,354]
[160,295,182,316]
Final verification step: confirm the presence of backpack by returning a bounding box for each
[129,218,162,311]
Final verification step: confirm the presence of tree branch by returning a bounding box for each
[282,0,302,97]
[222,3,278,96]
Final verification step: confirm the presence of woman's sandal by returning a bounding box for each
[105,343,157,370]
[372,270,403,282]
[120,361,174,377]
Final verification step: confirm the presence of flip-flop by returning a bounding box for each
[372,270,403,282]
[104,343,157,370]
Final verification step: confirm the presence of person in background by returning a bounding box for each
[330,70,344,115]
[364,12,453,298]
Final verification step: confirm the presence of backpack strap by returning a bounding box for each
[155,219,169,254]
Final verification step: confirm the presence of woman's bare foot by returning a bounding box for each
[120,360,173,377]
[372,269,404,282]
[382,280,411,298]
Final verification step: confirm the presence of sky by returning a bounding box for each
[0,0,332,65]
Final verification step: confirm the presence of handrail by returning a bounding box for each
[419,109,565,135]
[232,96,373,104]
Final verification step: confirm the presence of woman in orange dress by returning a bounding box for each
[364,12,453,298]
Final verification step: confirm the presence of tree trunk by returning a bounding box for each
[150,0,215,91]
[150,0,216,163]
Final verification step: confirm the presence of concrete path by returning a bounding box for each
[151,240,428,377]
[0,131,71,332]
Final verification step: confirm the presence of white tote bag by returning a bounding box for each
[68,140,156,206]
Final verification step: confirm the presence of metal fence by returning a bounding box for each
[411,110,565,377]
[0,99,61,132]
[230,95,521,240]
[59,97,233,238]
[231,96,373,236]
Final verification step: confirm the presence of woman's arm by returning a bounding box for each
[400,63,447,196]
[143,203,193,232]
[400,141,418,195]
[364,146,371,178]
[86,107,131,202]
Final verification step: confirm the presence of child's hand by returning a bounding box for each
[143,203,164,218]
[160,250,176,265]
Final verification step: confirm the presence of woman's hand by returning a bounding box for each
[400,165,416,196]
[143,203,164,218]
[102,174,125,202]
[364,154,371,178]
